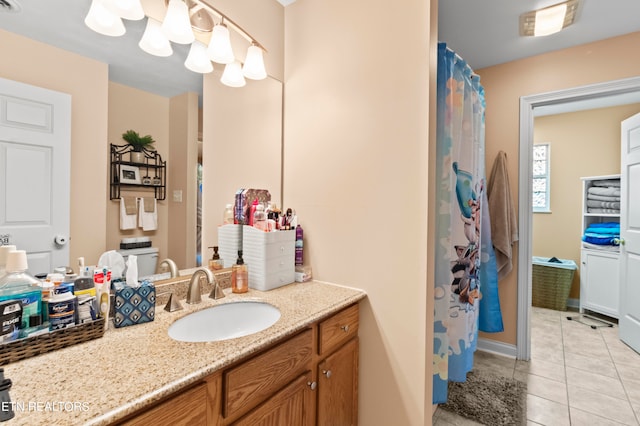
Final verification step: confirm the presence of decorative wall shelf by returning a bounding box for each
[110,143,166,200]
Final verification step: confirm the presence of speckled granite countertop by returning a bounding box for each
[2,281,366,426]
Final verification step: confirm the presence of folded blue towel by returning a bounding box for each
[582,234,619,245]
[587,222,620,229]
[585,227,620,235]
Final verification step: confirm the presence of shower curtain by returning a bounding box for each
[433,43,500,404]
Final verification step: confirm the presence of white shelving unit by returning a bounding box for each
[579,174,621,319]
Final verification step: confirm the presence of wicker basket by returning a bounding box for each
[0,318,105,366]
[532,257,577,311]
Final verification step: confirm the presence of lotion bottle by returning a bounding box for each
[231,250,248,294]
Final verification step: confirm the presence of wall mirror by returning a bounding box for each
[0,0,283,273]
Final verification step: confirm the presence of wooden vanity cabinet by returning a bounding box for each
[115,303,359,426]
[316,304,359,426]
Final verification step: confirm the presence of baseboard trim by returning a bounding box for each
[566,298,579,310]
[477,337,517,358]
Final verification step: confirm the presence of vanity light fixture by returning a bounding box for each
[84,0,268,87]
[520,0,580,37]
[220,61,246,87]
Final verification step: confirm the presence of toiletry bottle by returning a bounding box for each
[0,245,17,279]
[223,203,235,225]
[295,224,304,267]
[0,250,42,330]
[208,246,224,271]
[248,199,258,227]
[231,250,248,294]
[253,204,267,231]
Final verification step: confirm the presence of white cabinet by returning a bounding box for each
[580,249,619,318]
[579,175,620,319]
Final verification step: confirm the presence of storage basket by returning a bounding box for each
[532,257,577,311]
[0,318,105,366]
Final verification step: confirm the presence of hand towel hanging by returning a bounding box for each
[120,197,137,230]
[138,197,157,231]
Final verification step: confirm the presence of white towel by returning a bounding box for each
[138,197,158,231]
[120,198,137,230]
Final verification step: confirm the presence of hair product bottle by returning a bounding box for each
[231,250,248,294]
[295,224,304,267]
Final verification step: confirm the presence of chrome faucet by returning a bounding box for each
[186,268,226,304]
[158,258,178,278]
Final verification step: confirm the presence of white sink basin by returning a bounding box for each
[168,301,281,343]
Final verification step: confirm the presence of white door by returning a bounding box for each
[620,112,640,353]
[0,77,71,276]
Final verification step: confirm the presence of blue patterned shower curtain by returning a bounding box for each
[433,43,491,404]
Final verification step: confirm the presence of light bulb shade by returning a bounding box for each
[139,17,173,57]
[534,4,567,36]
[242,45,267,80]
[185,41,213,73]
[162,0,195,44]
[111,0,144,20]
[220,62,246,87]
[207,24,235,64]
[84,0,126,37]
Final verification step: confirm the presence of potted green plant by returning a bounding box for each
[122,129,155,163]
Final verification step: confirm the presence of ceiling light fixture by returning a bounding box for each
[520,0,580,37]
[84,0,268,87]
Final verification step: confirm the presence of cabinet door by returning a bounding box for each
[581,250,620,318]
[120,382,207,426]
[317,338,358,426]
[231,373,314,426]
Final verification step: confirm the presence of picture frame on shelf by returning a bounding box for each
[119,165,141,184]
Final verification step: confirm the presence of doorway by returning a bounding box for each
[517,76,640,360]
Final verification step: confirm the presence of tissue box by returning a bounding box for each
[113,281,155,328]
[243,226,295,291]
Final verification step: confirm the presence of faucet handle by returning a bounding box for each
[158,291,183,312]
[208,276,226,300]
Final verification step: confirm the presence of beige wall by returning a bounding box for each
[106,82,171,264]
[283,1,433,424]
[478,31,640,345]
[533,104,640,299]
[0,29,109,266]
[167,92,200,268]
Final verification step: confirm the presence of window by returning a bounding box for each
[533,143,550,212]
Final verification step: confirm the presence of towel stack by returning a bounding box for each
[582,222,620,248]
[586,179,620,214]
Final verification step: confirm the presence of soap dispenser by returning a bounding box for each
[231,250,248,294]
[208,246,224,271]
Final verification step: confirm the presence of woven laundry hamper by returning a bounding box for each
[532,256,577,311]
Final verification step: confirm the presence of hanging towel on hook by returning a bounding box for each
[120,197,137,230]
[487,151,518,280]
[138,197,157,231]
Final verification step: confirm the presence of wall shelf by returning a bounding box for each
[110,143,166,200]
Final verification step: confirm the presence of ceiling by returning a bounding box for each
[1,0,639,106]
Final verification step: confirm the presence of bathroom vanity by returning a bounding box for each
[3,281,365,426]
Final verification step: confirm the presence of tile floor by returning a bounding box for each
[432,307,640,425]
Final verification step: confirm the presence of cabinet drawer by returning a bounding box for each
[318,304,359,356]
[120,382,207,426]
[224,328,313,419]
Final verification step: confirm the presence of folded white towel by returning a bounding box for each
[138,198,158,231]
[120,198,137,230]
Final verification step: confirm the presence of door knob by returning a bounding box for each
[54,235,68,246]
[322,369,332,378]
[307,381,317,390]
[341,325,349,332]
